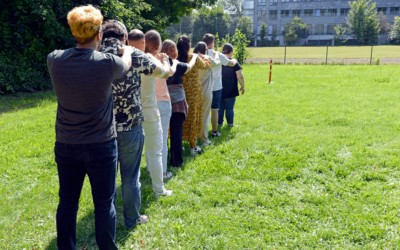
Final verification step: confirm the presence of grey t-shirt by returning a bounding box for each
[47,48,126,144]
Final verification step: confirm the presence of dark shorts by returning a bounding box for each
[211,90,222,110]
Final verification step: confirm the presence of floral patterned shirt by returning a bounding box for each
[101,38,156,132]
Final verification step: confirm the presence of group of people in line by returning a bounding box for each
[47,5,245,249]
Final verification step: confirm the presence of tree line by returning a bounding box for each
[0,0,218,94]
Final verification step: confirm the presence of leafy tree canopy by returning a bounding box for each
[346,0,379,45]
[389,16,400,43]
[0,0,217,94]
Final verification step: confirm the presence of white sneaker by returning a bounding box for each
[190,146,201,156]
[202,140,212,146]
[163,172,173,181]
[154,188,173,197]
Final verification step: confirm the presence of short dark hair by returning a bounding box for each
[193,42,207,55]
[222,43,234,55]
[102,20,126,43]
[203,33,215,46]
[128,29,144,41]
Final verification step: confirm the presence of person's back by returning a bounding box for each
[48,48,124,143]
[46,5,134,250]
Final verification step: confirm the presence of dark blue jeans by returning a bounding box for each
[218,97,236,125]
[55,139,118,250]
[116,125,145,229]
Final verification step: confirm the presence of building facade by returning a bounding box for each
[243,0,399,46]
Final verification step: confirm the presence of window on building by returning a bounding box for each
[316,9,325,17]
[269,10,277,19]
[257,25,261,34]
[268,25,277,35]
[315,24,324,35]
[243,0,255,9]
[281,10,289,17]
[390,7,400,15]
[281,25,285,35]
[243,9,254,23]
[281,0,290,2]
[328,9,337,16]
[293,0,302,2]
[269,0,278,6]
[308,24,312,35]
[341,9,350,16]
[258,0,266,5]
[377,8,387,14]
[257,10,266,20]
[327,24,335,35]
[293,10,301,17]
[304,9,313,17]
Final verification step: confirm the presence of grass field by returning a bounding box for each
[2,65,400,249]
[247,45,400,59]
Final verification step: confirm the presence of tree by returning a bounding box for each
[218,0,243,15]
[347,0,379,45]
[270,29,278,46]
[333,25,348,45]
[236,16,254,42]
[377,11,390,35]
[192,6,231,46]
[282,17,309,46]
[389,16,400,44]
[232,29,250,64]
[283,30,298,46]
[258,23,268,46]
[0,0,218,94]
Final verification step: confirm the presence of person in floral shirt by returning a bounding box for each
[100,20,166,229]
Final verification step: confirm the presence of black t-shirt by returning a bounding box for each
[221,61,242,99]
[47,48,126,144]
[167,62,188,85]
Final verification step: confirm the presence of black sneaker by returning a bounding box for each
[211,131,221,138]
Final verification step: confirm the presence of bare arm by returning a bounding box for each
[184,54,198,74]
[236,69,245,95]
[146,53,172,77]
[117,45,134,70]
[227,58,238,67]
[159,53,174,78]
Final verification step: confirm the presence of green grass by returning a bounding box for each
[2,65,400,249]
[248,45,400,59]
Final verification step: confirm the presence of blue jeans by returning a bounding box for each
[218,97,236,125]
[55,139,118,250]
[116,125,145,229]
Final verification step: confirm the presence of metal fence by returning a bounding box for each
[246,45,400,64]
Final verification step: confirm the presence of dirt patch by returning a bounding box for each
[245,58,400,64]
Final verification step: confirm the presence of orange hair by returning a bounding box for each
[67,5,103,44]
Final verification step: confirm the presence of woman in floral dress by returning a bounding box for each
[177,36,211,156]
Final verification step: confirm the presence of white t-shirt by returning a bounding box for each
[140,60,165,123]
[207,49,230,91]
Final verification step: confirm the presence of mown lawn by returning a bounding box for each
[1,65,400,249]
[247,45,400,59]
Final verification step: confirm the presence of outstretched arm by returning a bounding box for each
[236,69,245,95]
[184,54,198,74]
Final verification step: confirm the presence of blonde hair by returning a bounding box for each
[67,5,103,44]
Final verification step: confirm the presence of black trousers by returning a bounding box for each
[169,112,185,167]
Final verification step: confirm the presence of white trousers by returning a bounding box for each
[143,120,164,193]
[201,76,213,141]
[146,101,171,174]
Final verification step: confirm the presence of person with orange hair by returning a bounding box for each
[47,5,134,249]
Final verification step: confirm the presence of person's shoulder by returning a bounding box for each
[47,49,69,59]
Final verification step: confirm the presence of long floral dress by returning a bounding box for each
[182,55,211,145]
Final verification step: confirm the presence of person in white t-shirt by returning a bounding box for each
[203,33,238,138]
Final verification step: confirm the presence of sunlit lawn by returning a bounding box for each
[1,65,400,249]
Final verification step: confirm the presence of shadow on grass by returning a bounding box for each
[0,89,55,114]
[44,178,158,249]
[44,126,236,249]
